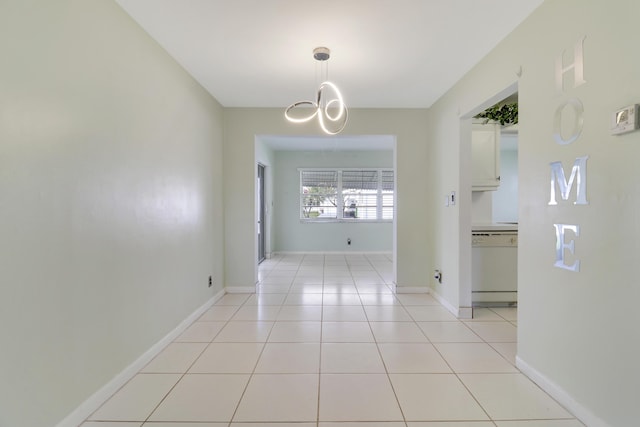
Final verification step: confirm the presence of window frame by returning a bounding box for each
[299,167,394,223]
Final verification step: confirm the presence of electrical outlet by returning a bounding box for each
[434,270,442,284]
[347,238,351,245]
[208,276,212,287]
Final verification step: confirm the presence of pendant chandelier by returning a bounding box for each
[285,47,348,135]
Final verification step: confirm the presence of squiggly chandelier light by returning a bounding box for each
[285,47,348,135]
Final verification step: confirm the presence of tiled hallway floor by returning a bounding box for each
[81,254,584,427]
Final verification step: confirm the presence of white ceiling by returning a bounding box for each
[115,0,542,109]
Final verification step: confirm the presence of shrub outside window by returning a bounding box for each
[300,168,394,221]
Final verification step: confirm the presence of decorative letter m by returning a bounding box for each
[549,156,589,205]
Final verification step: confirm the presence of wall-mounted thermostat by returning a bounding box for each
[611,104,639,135]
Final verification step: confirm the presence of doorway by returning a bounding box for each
[257,163,266,264]
[254,134,397,286]
[461,83,519,314]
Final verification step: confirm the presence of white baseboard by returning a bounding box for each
[516,356,610,427]
[395,286,429,294]
[55,289,224,427]
[225,285,257,293]
[273,251,393,256]
[429,290,472,319]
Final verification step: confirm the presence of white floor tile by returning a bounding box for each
[243,293,287,306]
[268,321,322,342]
[321,321,374,342]
[214,294,251,306]
[284,292,323,304]
[255,343,320,373]
[321,423,405,427]
[319,374,403,421]
[323,284,358,293]
[389,373,489,421]
[353,277,386,286]
[199,305,239,321]
[406,306,459,321]
[395,294,439,306]
[296,269,324,276]
[267,271,298,278]
[291,279,323,287]
[459,373,574,420]
[417,321,483,343]
[149,374,249,422]
[322,293,362,305]
[259,277,294,286]
[323,279,356,287]
[370,321,429,342]
[145,423,227,427]
[470,308,506,321]
[188,343,264,373]
[407,423,495,427]
[490,342,518,365]
[175,321,225,342]
[141,342,207,373]
[321,424,405,427]
[357,285,395,295]
[364,305,412,321]
[321,343,386,373]
[81,423,142,427]
[434,343,519,373]
[231,423,316,427]
[495,421,585,427]
[359,293,400,305]
[213,321,274,342]
[257,285,292,294]
[322,270,351,277]
[322,305,367,321]
[491,307,518,321]
[89,374,181,421]
[231,305,282,321]
[464,321,517,342]
[277,305,322,321]
[378,343,451,373]
[233,374,318,422]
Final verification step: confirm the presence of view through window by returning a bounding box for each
[300,168,394,221]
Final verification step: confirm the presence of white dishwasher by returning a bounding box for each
[472,230,518,305]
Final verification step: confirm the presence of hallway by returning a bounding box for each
[81,254,582,426]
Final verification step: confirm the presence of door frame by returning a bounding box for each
[257,163,266,264]
[459,82,518,315]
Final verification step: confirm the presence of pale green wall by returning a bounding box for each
[0,1,224,426]
[224,108,430,289]
[427,1,640,425]
[272,150,393,252]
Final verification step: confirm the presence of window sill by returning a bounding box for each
[300,219,393,224]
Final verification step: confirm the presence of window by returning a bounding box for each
[300,168,394,221]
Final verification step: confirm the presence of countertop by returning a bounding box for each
[472,222,518,232]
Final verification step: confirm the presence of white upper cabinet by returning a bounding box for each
[472,123,501,191]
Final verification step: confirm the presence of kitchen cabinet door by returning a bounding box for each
[472,123,500,191]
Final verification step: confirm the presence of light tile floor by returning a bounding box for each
[81,253,584,427]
